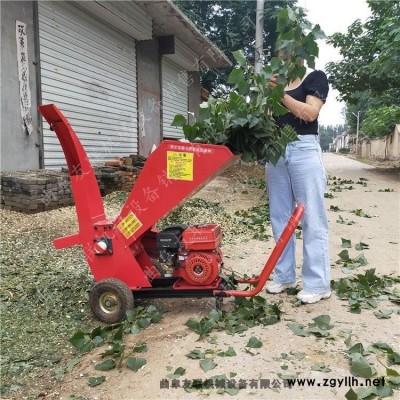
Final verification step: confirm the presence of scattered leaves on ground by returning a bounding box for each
[331,269,400,313]
[288,315,334,338]
[87,376,105,387]
[351,209,373,218]
[185,296,281,339]
[336,215,355,225]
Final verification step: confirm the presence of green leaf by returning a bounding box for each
[208,308,222,322]
[133,342,147,353]
[111,326,124,342]
[200,358,217,372]
[88,376,105,387]
[354,387,377,399]
[185,317,215,338]
[137,317,151,329]
[221,347,237,357]
[287,323,310,337]
[126,357,147,372]
[374,309,392,319]
[225,387,239,396]
[386,376,400,386]
[354,254,368,266]
[66,357,80,372]
[355,242,369,251]
[208,336,218,345]
[69,331,88,352]
[386,368,400,376]
[186,349,204,359]
[375,380,393,398]
[291,352,305,360]
[348,343,366,355]
[388,349,400,365]
[95,359,115,371]
[130,324,140,334]
[198,104,211,121]
[92,335,104,346]
[231,50,247,66]
[227,68,244,84]
[311,315,334,330]
[246,336,262,348]
[341,238,352,248]
[171,114,187,127]
[311,363,332,372]
[345,388,359,400]
[338,249,351,262]
[312,24,327,40]
[101,342,125,358]
[349,353,376,378]
[372,342,391,351]
[237,80,250,95]
[167,366,186,379]
[307,327,330,337]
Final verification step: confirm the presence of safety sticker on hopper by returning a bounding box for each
[167,151,193,181]
[117,212,142,239]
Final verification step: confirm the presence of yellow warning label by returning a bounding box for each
[167,151,193,181]
[117,212,142,239]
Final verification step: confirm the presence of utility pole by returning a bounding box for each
[254,0,264,73]
[352,111,361,157]
[356,111,360,157]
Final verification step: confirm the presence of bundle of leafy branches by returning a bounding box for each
[172,7,325,163]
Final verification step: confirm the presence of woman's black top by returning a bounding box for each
[274,70,329,135]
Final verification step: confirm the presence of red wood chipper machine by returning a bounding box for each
[39,104,304,323]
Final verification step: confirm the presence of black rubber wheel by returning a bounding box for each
[89,278,134,324]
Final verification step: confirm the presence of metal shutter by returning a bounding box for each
[38,1,138,169]
[162,58,188,139]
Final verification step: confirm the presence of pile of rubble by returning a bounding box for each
[0,155,145,213]
[102,154,145,192]
[1,171,73,212]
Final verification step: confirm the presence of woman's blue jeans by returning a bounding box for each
[265,134,330,293]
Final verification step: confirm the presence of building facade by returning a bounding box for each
[1,0,230,171]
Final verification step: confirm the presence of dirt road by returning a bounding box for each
[56,153,399,400]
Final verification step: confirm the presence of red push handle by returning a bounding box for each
[214,204,304,297]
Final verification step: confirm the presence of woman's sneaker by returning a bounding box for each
[265,281,296,294]
[296,290,331,304]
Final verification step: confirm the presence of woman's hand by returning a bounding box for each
[269,74,279,89]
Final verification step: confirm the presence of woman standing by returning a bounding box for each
[265,69,331,304]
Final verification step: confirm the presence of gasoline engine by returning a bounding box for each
[156,224,223,286]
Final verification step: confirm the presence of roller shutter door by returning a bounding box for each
[162,58,188,139]
[38,1,138,169]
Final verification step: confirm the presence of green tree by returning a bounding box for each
[326,1,400,139]
[362,106,400,138]
[319,125,345,152]
[326,0,400,105]
[174,0,297,93]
